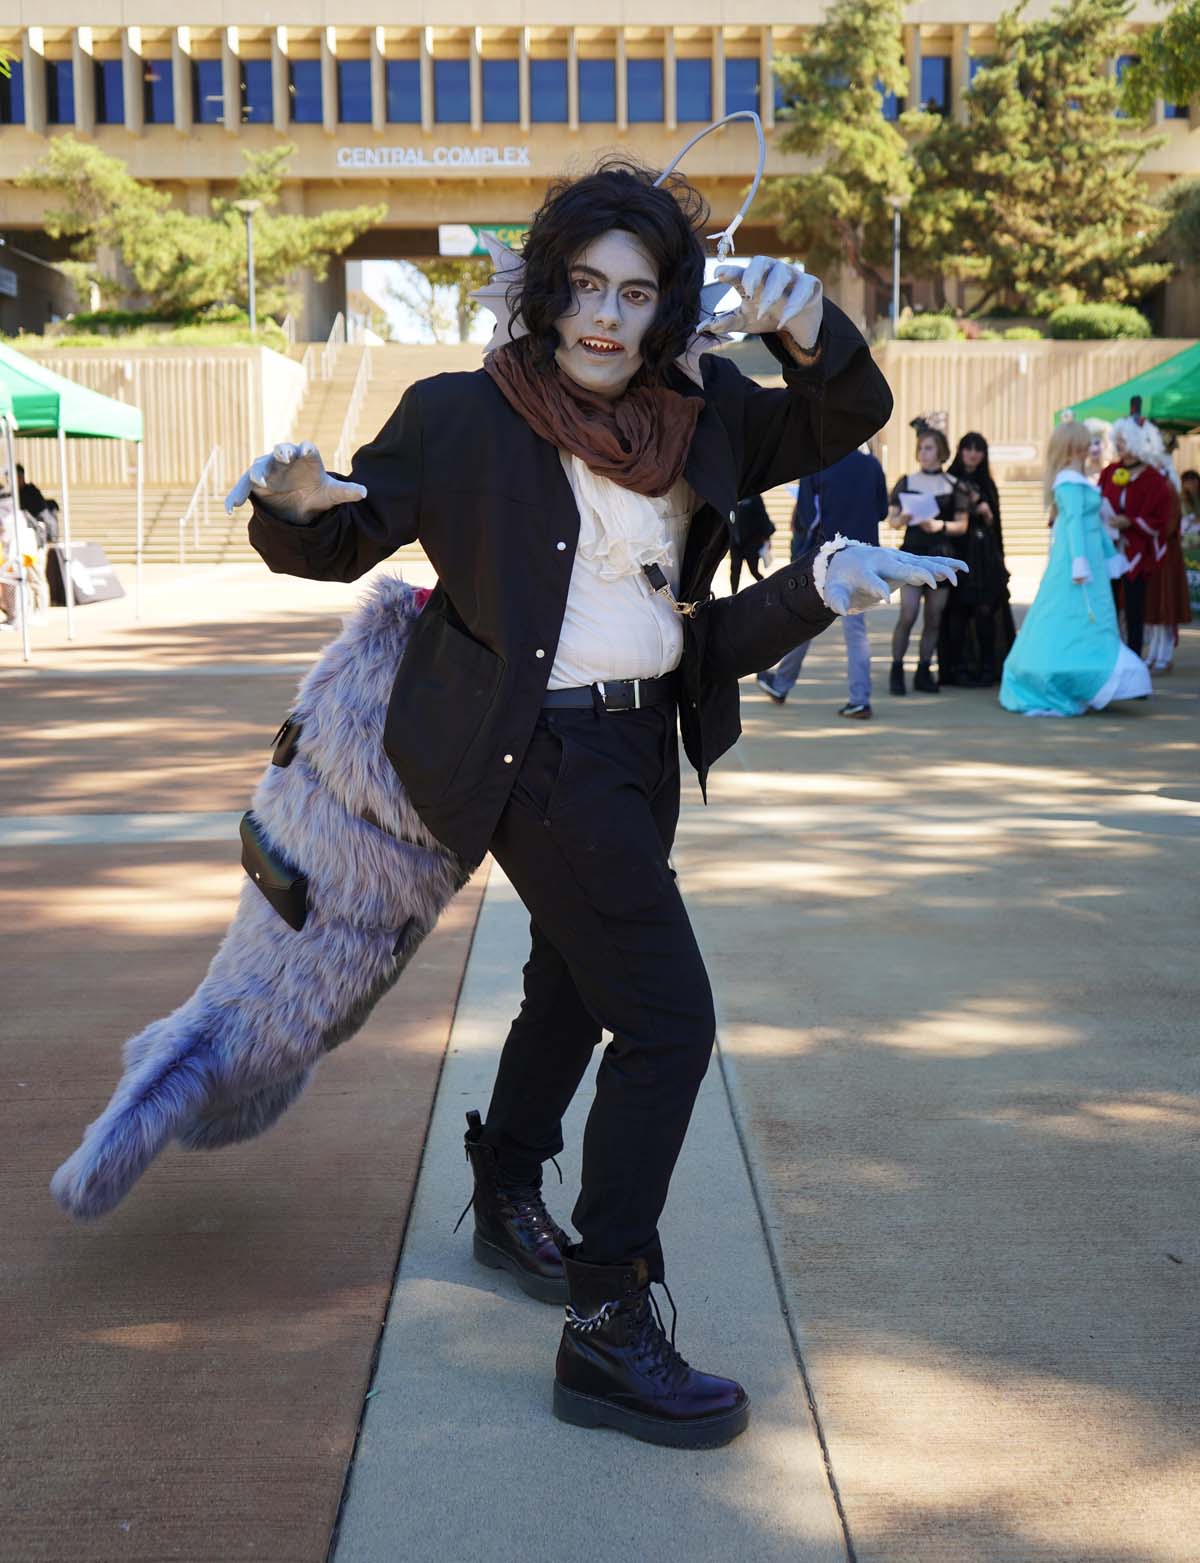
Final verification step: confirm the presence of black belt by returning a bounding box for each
[542,671,679,712]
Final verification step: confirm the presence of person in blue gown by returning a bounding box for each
[1000,420,1151,717]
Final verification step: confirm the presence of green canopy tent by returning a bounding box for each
[1059,343,1200,434]
[0,342,145,660]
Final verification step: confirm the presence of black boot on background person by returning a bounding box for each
[914,661,940,693]
[554,1251,751,1449]
[889,660,907,696]
[458,1110,569,1304]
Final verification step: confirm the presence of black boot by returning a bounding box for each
[458,1110,569,1304]
[554,1252,750,1449]
[914,661,939,693]
[889,660,906,696]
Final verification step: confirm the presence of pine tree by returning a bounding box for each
[911,0,1172,315]
[762,0,928,294]
[14,137,385,321]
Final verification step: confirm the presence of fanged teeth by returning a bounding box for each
[582,339,621,352]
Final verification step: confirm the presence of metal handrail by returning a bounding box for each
[331,348,373,475]
[177,444,223,565]
[321,312,347,380]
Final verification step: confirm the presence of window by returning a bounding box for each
[1,61,25,124]
[289,59,322,123]
[483,58,518,122]
[338,59,371,123]
[1164,102,1190,120]
[627,58,663,123]
[725,57,759,115]
[434,58,469,123]
[94,59,124,124]
[143,58,173,123]
[579,58,614,122]
[877,80,900,120]
[968,56,991,82]
[385,59,420,123]
[1114,52,1136,117]
[676,58,710,123]
[920,56,950,115]
[193,58,223,123]
[531,58,567,122]
[241,59,272,124]
[46,59,75,124]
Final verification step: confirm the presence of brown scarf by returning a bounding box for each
[484,339,701,499]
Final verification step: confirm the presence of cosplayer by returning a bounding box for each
[1000,420,1150,717]
[1098,417,1174,660]
[56,142,964,1453]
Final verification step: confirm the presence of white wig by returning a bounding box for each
[1111,415,1165,467]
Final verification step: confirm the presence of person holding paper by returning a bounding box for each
[886,423,972,693]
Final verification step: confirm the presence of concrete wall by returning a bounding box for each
[9,345,306,487]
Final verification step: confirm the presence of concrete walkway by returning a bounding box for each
[333,866,847,1563]
[5,559,1197,1563]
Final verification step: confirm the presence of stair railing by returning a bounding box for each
[177,444,223,566]
[331,348,373,475]
[322,312,347,380]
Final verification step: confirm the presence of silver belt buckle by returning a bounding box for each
[632,678,642,710]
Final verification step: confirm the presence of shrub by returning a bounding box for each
[1045,303,1151,340]
[897,314,962,341]
[1003,326,1043,340]
[976,329,1002,341]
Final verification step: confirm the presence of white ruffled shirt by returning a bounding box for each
[550,451,695,689]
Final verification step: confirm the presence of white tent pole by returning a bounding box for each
[134,440,144,620]
[58,425,76,641]
[3,413,31,664]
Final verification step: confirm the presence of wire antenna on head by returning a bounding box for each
[654,110,768,261]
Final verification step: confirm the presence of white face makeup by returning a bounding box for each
[553,229,660,400]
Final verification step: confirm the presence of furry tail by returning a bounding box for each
[49,1008,220,1220]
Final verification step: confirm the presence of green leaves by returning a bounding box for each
[1119,0,1200,122]
[13,137,385,321]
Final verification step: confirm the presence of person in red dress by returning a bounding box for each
[1098,416,1174,659]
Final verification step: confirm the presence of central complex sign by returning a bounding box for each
[336,144,531,170]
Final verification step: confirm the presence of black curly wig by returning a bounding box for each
[511,159,709,385]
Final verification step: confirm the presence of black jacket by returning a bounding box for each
[249,304,892,863]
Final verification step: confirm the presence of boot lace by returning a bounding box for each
[630,1282,692,1395]
[453,1154,563,1236]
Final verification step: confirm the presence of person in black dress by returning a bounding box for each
[941,432,1014,685]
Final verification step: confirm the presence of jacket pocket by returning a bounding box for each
[383,610,505,807]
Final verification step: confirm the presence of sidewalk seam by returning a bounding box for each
[324,861,493,1563]
[711,1031,858,1563]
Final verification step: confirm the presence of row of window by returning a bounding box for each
[0,55,764,127]
[0,51,1188,128]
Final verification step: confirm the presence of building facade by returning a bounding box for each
[0,4,1193,338]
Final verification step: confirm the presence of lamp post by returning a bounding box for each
[232,199,262,334]
[886,194,906,338]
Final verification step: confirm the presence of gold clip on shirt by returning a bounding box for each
[641,562,707,619]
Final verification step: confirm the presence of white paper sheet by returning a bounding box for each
[898,491,940,523]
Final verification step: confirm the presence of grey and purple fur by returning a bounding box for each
[51,576,471,1221]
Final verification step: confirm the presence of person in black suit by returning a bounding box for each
[230,160,961,1449]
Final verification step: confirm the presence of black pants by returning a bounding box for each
[1116,575,1148,658]
[484,703,715,1276]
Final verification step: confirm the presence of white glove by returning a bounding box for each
[224,440,367,522]
[713,257,824,351]
[1071,556,1093,585]
[819,541,966,616]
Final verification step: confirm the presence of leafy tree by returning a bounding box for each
[911,0,1172,315]
[761,0,932,295]
[1120,0,1200,121]
[13,137,385,321]
[386,257,494,342]
[1158,176,1200,266]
